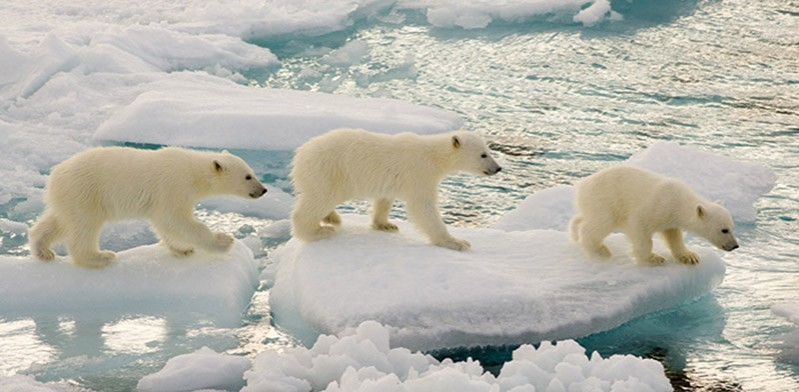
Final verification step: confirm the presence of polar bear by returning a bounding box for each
[569,165,738,265]
[289,128,502,251]
[28,147,267,268]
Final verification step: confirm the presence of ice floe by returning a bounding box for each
[268,215,726,351]
[0,240,257,327]
[137,346,251,392]
[93,76,462,150]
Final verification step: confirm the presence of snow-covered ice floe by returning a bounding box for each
[494,141,776,232]
[268,215,725,351]
[137,320,671,392]
[0,240,257,327]
[94,76,462,150]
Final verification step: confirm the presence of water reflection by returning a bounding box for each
[102,317,167,355]
[0,318,56,376]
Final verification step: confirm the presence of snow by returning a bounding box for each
[240,320,671,392]
[268,215,726,351]
[494,141,776,232]
[137,347,251,392]
[0,240,257,327]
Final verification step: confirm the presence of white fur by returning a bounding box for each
[569,165,738,265]
[289,128,502,251]
[28,147,267,268]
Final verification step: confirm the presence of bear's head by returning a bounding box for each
[694,202,738,252]
[211,152,267,199]
[449,131,502,176]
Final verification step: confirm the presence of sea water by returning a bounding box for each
[1,0,797,391]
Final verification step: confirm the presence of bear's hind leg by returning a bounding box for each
[291,196,339,242]
[28,210,64,261]
[576,217,612,259]
[65,217,115,268]
[627,229,665,266]
[662,228,699,265]
[323,211,342,226]
[371,198,398,232]
[569,214,582,242]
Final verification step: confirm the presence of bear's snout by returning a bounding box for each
[484,166,502,176]
[723,241,739,252]
[250,186,267,198]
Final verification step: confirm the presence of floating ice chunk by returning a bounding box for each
[626,142,776,223]
[494,142,775,231]
[0,218,28,235]
[773,303,799,324]
[409,0,626,30]
[137,346,251,392]
[241,320,670,392]
[269,215,725,351]
[321,40,370,67]
[773,302,799,365]
[85,24,278,75]
[199,186,295,220]
[94,74,462,150]
[0,240,257,327]
[492,185,573,232]
[573,0,624,27]
[0,374,78,392]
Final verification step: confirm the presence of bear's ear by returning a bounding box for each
[213,160,224,173]
[222,149,229,154]
[696,205,705,219]
[452,135,461,149]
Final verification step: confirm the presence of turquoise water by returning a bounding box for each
[2,0,798,390]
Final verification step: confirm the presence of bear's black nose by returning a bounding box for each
[251,187,268,198]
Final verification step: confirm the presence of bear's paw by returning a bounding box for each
[436,237,471,252]
[212,233,235,252]
[372,222,399,233]
[34,247,56,262]
[677,251,700,265]
[643,253,666,266]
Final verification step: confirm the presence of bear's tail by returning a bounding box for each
[28,210,64,261]
[568,215,582,243]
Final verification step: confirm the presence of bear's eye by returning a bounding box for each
[245,175,252,180]
[721,228,729,234]
[480,153,488,158]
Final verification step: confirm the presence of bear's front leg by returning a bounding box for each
[66,217,116,268]
[152,213,234,254]
[662,228,700,265]
[371,198,398,232]
[406,194,470,251]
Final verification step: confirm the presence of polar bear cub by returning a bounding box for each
[569,165,738,265]
[290,128,502,251]
[28,147,267,268]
